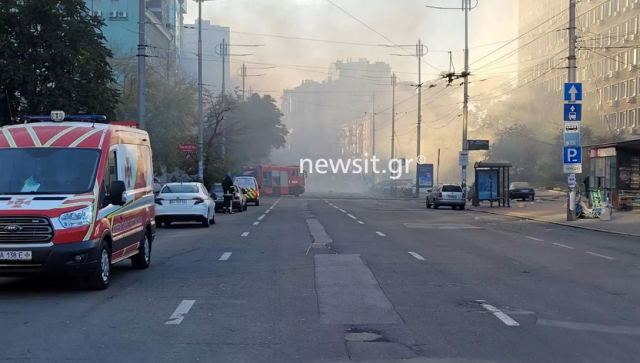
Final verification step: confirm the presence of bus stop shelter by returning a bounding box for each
[472,161,512,207]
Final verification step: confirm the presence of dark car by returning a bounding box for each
[509,182,535,201]
[210,183,225,212]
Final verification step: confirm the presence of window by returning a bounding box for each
[629,109,637,128]
[630,78,637,96]
[613,83,619,100]
[621,81,627,98]
[605,85,611,101]
[620,111,627,128]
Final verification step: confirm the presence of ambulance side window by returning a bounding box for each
[101,150,118,208]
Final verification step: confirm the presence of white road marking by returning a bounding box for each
[526,236,544,242]
[479,302,520,327]
[339,208,347,213]
[257,214,266,221]
[241,232,250,237]
[253,221,260,226]
[165,300,196,325]
[552,242,574,250]
[408,252,425,261]
[586,251,615,260]
[376,231,386,237]
[357,221,365,224]
[264,210,270,214]
[219,252,232,261]
[347,213,357,220]
[537,319,640,335]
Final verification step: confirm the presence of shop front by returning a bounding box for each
[587,139,640,209]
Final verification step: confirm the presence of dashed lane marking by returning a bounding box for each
[586,251,615,260]
[347,213,357,220]
[257,214,266,221]
[552,242,574,249]
[376,231,386,237]
[253,221,260,226]
[526,236,544,242]
[478,301,520,327]
[241,232,250,237]
[408,252,425,261]
[219,252,232,261]
[165,300,196,325]
[357,221,365,224]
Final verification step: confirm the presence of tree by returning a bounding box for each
[202,93,288,186]
[0,0,118,125]
[115,64,197,175]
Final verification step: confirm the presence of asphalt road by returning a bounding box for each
[2,195,640,362]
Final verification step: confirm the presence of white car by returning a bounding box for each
[155,182,216,227]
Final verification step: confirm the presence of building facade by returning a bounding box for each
[84,0,185,81]
[518,0,640,136]
[180,20,230,95]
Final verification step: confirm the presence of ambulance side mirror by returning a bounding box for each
[110,181,127,206]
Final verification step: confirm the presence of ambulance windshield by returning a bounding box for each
[0,148,100,195]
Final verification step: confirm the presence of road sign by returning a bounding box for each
[568,174,577,188]
[177,143,197,154]
[564,83,583,102]
[417,164,434,188]
[467,140,490,150]
[563,164,582,174]
[563,104,582,121]
[564,121,580,133]
[459,151,468,166]
[563,146,582,164]
[563,132,581,146]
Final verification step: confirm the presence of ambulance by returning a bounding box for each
[0,112,155,289]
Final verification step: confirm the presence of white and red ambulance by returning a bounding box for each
[0,112,155,289]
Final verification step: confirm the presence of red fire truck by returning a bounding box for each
[242,165,305,196]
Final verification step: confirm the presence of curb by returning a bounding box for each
[468,208,640,238]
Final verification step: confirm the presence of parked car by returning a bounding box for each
[210,183,225,212]
[234,176,260,206]
[0,113,155,290]
[426,184,466,210]
[509,182,535,201]
[155,182,215,227]
[232,185,248,212]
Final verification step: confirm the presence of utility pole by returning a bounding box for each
[461,0,470,190]
[220,38,227,98]
[567,0,578,221]
[197,1,204,181]
[437,148,441,185]
[137,0,146,129]
[391,73,397,197]
[371,94,376,157]
[241,63,247,101]
[391,73,396,161]
[416,39,426,198]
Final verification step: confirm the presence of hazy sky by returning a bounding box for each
[184,0,518,98]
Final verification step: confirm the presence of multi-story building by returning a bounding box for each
[84,0,186,81]
[518,0,640,136]
[180,20,230,95]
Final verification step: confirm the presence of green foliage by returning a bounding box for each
[115,65,197,175]
[202,93,288,186]
[0,0,119,125]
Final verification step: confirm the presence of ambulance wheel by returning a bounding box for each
[86,242,111,290]
[131,231,151,269]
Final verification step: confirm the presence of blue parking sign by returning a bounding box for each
[563,146,582,164]
[563,104,581,121]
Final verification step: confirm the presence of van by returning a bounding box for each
[0,113,155,289]
[234,176,260,206]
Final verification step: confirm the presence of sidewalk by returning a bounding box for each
[469,191,640,237]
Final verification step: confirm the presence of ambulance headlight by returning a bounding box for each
[60,205,93,228]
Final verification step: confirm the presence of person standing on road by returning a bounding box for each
[222,173,234,214]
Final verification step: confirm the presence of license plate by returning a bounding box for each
[0,251,32,261]
[170,200,187,205]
